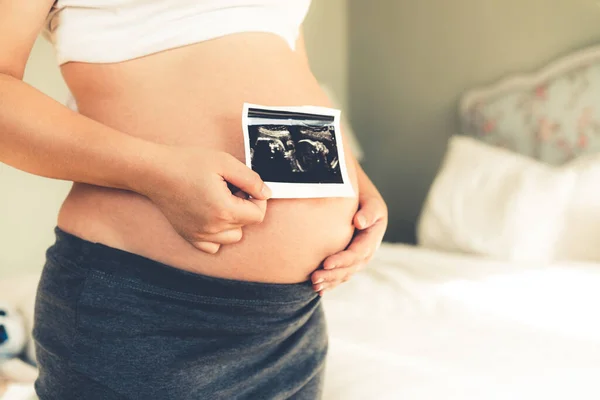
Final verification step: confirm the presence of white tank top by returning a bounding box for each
[44,0,312,65]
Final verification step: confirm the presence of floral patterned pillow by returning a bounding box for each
[460,46,600,165]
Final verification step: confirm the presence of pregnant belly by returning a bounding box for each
[57,33,359,283]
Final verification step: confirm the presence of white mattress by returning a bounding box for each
[322,244,600,400]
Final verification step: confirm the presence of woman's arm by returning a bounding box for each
[0,1,271,253]
[0,2,143,189]
[1,72,163,192]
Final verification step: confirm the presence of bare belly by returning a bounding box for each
[57,33,359,284]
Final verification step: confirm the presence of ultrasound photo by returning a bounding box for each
[242,104,355,199]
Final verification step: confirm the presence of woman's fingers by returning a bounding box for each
[203,228,244,244]
[192,228,245,253]
[354,195,387,230]
[312,219,387,294]
[220,153,272,200]
[321,195,386,271]
[311,264,363,295]
[322,221,385,270]
[213,154,271,226]
[192,241,221,254]
[309,191,388,295]
[226,195,268,225]
[312,265,359,285]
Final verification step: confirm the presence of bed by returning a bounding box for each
[322,244,600,399]
[322,44,600,399]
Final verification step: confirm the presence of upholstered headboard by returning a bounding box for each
[459,45,600,165]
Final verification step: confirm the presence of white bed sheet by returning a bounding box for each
[322,244,600,400]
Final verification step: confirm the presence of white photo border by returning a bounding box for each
[242,103,356,199]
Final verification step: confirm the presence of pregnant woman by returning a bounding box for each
[0,0,387,399]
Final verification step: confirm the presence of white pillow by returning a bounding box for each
[417,136,577,263]
[555,155,600,262]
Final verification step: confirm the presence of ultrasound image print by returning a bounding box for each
[243,104,355,199]
[247,108,343,184]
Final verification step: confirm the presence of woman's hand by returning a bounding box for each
[138,146,271,254]
[311,168,388,295]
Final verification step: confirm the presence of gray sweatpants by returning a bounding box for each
[33,228,327,399]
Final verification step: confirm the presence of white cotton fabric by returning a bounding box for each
[417,136,577,263]
[323,243,600,400]
[43,0,312,65]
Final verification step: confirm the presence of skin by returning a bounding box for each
[0,0,387,291]
[312,167,388,295]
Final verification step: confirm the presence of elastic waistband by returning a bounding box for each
[49,227,317,304]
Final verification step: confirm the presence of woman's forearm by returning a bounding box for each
[0,73,160,192]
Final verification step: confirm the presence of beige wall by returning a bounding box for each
[348,0,600,242]
[304,0,349,110]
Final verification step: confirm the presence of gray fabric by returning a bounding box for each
[33,228,327,400]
